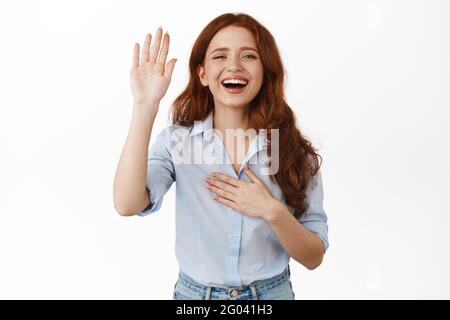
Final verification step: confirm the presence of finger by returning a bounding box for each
[132,43,140,68]
[157,32,169,66]
[164,58,177,80]
[207,184,236,202]
[210,172,243,188]
[213,196,239,211]
[140,33,151,65]
[243,164,262,184]
[205,177,238,195]
[149,26,163,63]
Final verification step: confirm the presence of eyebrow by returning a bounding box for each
[209,46,259,55]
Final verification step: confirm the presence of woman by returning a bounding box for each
[113,13,329,300]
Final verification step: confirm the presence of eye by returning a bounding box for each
[213,55,226,60]
[243,54,257,59]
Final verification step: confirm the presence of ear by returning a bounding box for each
[197,64,208,87]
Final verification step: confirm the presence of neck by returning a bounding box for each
[212,104,251,137]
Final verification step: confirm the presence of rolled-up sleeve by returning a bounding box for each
[298,169,329,252]
[137,128,175,217]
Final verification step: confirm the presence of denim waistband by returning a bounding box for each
[178,266,290,294]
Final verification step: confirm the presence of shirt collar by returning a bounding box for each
[189,109,269,165]
[190,109,214,136]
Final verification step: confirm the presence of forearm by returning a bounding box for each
[113,103,158,215]
[266,200,325,270]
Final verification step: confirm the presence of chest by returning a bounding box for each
[222,136,252,175]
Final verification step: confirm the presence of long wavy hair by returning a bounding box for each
[170,13,322,218]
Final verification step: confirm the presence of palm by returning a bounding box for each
[130,27,177,106]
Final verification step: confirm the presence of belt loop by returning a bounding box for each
[204,286,212,300]
[250,284,258,300]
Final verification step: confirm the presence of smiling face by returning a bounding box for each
[197,26,264,110]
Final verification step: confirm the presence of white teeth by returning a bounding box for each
[222,79,248,85]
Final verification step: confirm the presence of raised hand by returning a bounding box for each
[130,26,177,113]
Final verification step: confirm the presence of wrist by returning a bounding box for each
[133,101,159,118]
[265,198,287,223]
[133,100,160,112]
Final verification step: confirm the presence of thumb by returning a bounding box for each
[164,58,177,80]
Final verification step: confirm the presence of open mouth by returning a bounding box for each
[221,78,248,94]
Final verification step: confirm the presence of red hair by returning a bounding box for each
[170,13,322,218]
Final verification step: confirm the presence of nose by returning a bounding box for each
[226,55,244,72]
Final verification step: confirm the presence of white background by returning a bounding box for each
[0,0,449,299]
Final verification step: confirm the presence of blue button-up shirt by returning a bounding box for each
[138,109,329,288]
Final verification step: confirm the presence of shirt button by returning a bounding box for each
[230,289,239,297]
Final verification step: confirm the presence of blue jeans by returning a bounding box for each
[172,267,295,300]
